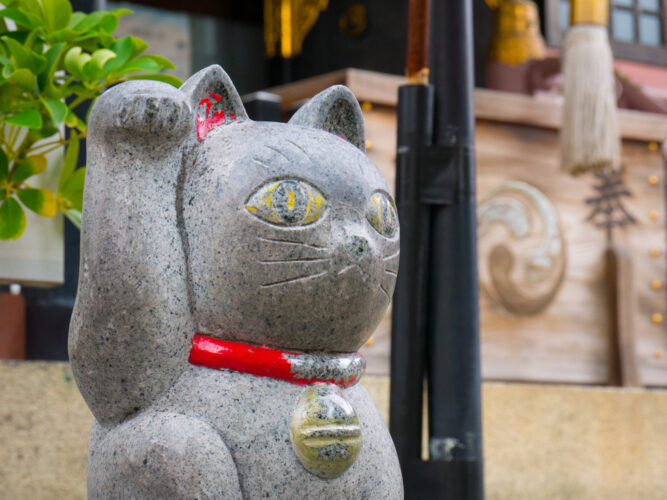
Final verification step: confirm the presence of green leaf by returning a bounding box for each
[17,187,57,217]
[43,42,65,73]
[19,0,43,17]
[12,154,47,184]
[144,55,175,70]
[45,27,76,44]
[42,0,72,31]
[42,98,67,125]
[72,11,105,32]
[60,166,85,211]
[9,68,35,91]
[0,196,26,240]
[118,56,161,73]
[99,13,118,34]
[2,37,32,69]
[38,43,65,96]
[0,8,42,29]
[111,8,133,17]
[27,122,59,139]
[0,149,8,181]
[2,31,29,44]
[59,135,79,190]
[131,36,148,58]
[81,55,100,81]
[102,36,132,75]
[64,46,82,75]
[30,52,47,74]
[4,109,42,128]
[91,48,116,70]
[125,73,182,88]
[64,110,78,127]
[75,52,91,75]
[74,117,86,134]
[63,207,81,228]
[68,11,86,29]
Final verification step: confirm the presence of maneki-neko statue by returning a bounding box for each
[69,65,403,498]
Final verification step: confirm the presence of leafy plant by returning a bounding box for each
[0,0,181,240]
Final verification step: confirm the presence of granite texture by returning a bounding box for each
[69,65,402,498]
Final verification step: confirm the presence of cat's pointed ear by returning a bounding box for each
[180,65,249,142]
[289,85,366,152]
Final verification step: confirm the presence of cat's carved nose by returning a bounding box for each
[345,235,370,262]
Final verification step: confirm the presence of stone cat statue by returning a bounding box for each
[69,64,403,499]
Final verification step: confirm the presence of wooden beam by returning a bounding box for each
[607,249,641,387]
[268,69,667,142]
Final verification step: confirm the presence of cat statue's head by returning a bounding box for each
[182,66,399,352]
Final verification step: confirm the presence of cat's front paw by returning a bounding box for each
[115,93,191,140]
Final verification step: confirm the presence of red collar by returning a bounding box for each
[188,334,365,388]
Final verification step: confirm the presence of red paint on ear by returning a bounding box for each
[321,128,347,142]
[196,91,237,142]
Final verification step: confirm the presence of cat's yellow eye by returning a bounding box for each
[246,179,328,226]
[366,191,398,237]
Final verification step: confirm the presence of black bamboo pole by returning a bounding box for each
[390,0,433,487]
[390,0,483,498]
[390,0,483,500]
[390,83,433,465]
[427,0,484,498]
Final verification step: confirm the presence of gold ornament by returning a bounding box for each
[264,0,329,58]
[570,0,608,26]
[488,0,546,66]
[291,384,362,479]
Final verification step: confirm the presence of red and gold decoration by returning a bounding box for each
[189,334,365,388]
[487,0,546,66]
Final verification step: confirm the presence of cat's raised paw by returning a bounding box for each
[114,93,191,140]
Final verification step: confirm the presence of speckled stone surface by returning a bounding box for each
[69,65,402,498]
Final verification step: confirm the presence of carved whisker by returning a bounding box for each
[260,257,330,264]
[261,271,329,288]
[338,264,362,276]
[384,269,397,277]
[266,145,292,163]
[356,157,365,175]
[382,251,400,261]
[285,139,312,162]
[253,157,272,170]
[258,236,327,250]
[379,284,391,301]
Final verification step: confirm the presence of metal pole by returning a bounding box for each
[427,0,483,498]
[390,0,433,490]
[390,83,434,466]
[390,0,483,497]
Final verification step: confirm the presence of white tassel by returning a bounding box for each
[561,25,620,175]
